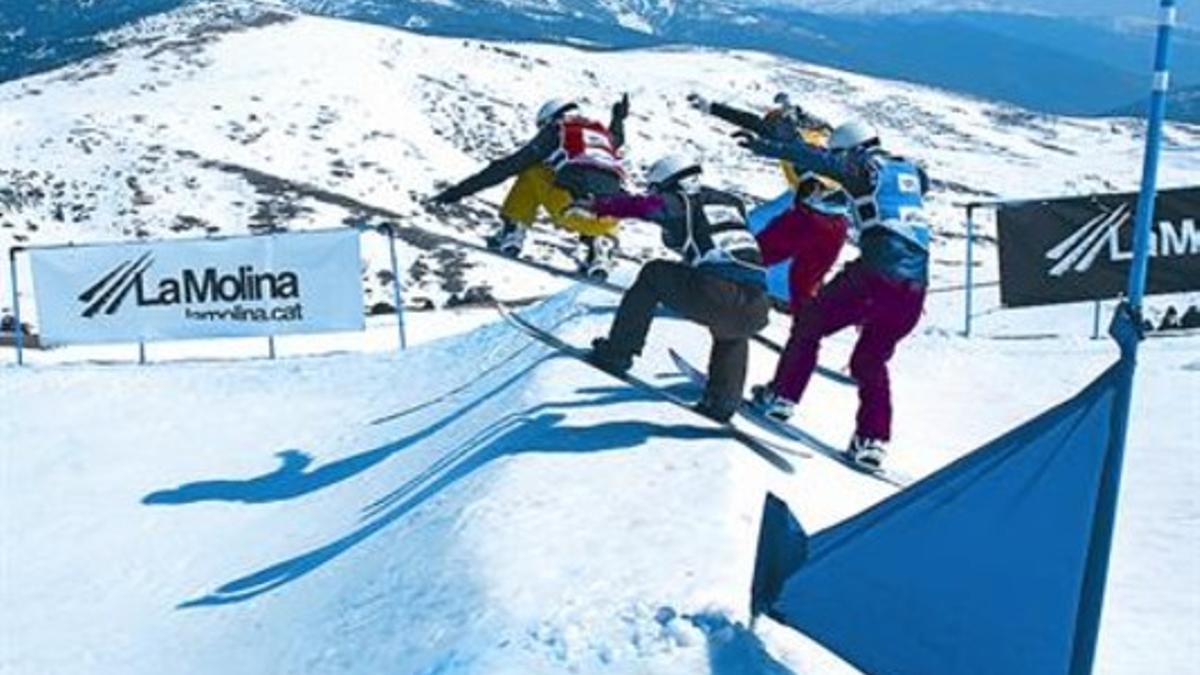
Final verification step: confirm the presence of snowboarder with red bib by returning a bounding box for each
[739,121,931,470]
[581,155,771,422]
[431,96,629,278]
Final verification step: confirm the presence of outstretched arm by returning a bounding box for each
[742,136,861,187]
[709,102,770,135]
[687,93,770,135]
[590,193,669,222]
[609,93,630,149]
[432,126,556,203]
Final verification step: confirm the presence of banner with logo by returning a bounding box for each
[29,230,364,345]
[997,187,1200,308]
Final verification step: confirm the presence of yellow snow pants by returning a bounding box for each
[782,127,838,190]
[499,165,619,237]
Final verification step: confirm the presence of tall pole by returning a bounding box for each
[963,205,975,338]
[1070,2,1175,673]
[8,247,24,366]
[387,223,407,351]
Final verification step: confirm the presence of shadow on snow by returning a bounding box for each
[179,359,717,608]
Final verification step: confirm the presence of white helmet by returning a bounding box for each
[829,120,879,151]
[535,98,578,128]
[646,155,702,188]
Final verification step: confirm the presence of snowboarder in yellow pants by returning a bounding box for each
[432,95,629,278]
[498,164,618,238]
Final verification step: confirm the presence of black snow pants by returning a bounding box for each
[605,260,771,419]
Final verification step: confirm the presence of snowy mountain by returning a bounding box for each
[281,0,1200,116]
[2,6,1198,674]
[0,0,191,81]
[2,1,1198,316]
[7,0,1200,117]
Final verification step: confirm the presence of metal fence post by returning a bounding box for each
[1091,301,1103,340]
[963,205,975,338]
[138,342,147,365]
[8,246,25,366]
[268,336,277,360]
[386,223,407,351]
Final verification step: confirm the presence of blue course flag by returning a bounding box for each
[752,360,1128,675]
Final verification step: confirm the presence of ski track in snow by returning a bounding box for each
[1,5,1198,674]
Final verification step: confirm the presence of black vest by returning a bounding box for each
[661,187,764,269]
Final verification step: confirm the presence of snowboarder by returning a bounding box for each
[581,155,771,422]
[686,91,832,189]
[688,91,847,281]
[756,171,853,378]
[1181,305,1200,330]
[430,95,630,278]
[1158,305,1181,332]
[738,120,931,469]
[758,172,853,314]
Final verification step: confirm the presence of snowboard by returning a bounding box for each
[495,302,805,473]
[668,349,912,488]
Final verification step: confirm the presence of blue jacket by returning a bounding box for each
[746,137,930,286]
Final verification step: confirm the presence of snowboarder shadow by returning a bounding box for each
[180,386,733,608]
[142,356,557,507]
[142,375,693,509]
[142,449,316,505]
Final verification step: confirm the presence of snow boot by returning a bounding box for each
[588,337,632,375]
[693,396,736,423]
[750,384,795,423]
[847,434,887,470]
[486,219,526,256]
[580,235,617,280]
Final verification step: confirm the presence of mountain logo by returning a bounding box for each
[1044,203,1198,277]
[78,253,156,318]
[77,254,302,319]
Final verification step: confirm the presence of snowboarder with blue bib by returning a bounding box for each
[737,121,931,469]
[580,155,771,422]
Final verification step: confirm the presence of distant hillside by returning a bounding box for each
[285,1,1200,118]
[1109,85,1200,125]
[3,1,1200,120]
[0,0,191,82]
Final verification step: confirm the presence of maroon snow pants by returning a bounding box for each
[772,261,925,441]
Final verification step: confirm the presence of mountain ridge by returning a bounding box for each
[3,0,1199,118]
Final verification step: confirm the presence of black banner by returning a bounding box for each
[997,186,1200,308]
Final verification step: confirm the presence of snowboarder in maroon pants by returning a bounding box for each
[755,172,854,406]
[755,173,852,314]
[740,120,931,469]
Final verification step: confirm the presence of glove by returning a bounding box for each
[612,93,630,121]
[731,129,758,149]
[686,92,710,114]
[429,186,463,205]
[564,197,597,220]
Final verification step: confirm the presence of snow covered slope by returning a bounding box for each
[1,9,1198,673]
[1,1,1197,318]
[3,286,1197,674]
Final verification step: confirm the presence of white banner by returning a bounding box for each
[30,230,364,345]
